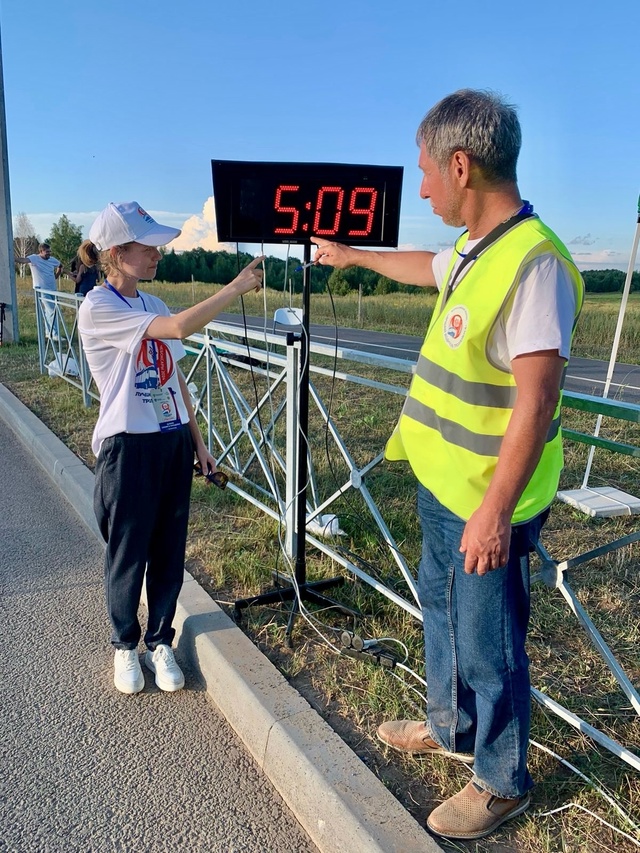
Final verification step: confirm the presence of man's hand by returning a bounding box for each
[310,237,358,269]
[460,505,512,576]
[311,237,437,287]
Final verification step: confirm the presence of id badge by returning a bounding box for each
[149,385,182,432]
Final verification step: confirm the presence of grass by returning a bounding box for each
[2,279,640,852]
[163,278,640,364]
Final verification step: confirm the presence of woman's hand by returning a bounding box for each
[230,256,265,295]
[195,446,218,479]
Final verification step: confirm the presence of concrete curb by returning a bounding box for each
[0,382,441,853]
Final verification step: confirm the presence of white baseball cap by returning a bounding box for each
[89,201,181,251]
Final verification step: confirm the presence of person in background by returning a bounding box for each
[15,242,62,338]
[78,201,264,696]
[311,89,584,841]
[71,254,100,296]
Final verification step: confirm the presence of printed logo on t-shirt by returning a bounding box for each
[443,305,469,349]
[134,340,174,390]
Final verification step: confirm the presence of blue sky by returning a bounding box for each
[2,0,639,270]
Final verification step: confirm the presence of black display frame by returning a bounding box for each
[211,159,403,247]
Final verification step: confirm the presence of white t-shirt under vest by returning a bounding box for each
[78,286,190,456]
[432,242,577,370]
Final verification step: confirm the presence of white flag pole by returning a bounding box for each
[581,196,640,489]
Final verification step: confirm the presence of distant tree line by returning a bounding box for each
[12,215,640,295]
[157,249,640,295]
[157,248,419,296]
[580,269,640,293]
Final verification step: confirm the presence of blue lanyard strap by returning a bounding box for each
[104,281,147,311]
[453,201,534,259]
[104,281,157,370]
[444,201,535,305]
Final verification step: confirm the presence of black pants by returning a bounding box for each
[94,426,194,650]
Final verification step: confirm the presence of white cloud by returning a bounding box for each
[571,248,637,271]
[157,198,304,260]
[168,197,234,252]
[568,233,597,246]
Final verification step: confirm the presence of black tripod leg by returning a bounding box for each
[285,596,300,646]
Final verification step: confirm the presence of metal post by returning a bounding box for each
[284,332,299,561]
[0,25,18,343]
[294,246,312,584]
[582,196,640,488]
[205,327,213,452]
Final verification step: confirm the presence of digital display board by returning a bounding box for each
[212,160,403,247]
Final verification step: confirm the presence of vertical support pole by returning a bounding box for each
[582,197,640,488]
[0,25,18,343]
[285,332,300,562]
[205,326,213,453]
[76,296,92,407]
[294,244,312,585]
[35,289,45,373]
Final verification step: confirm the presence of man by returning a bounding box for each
[15,242,63,338]
[311,89,584,841]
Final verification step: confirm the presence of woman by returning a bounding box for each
[78,201,263,695]
[72,256,100,296]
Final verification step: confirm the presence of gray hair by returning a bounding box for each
[416,89,521,184]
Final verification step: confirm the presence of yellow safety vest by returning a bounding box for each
[384,217,584,523]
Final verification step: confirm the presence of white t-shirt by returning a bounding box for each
[78,286,190,456]
[27,254,61,290]
[432,238,577,370]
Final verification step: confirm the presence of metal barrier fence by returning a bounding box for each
[34,288,640,771]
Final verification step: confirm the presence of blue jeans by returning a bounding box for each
[40,289,58,337]
[417,483,547,798]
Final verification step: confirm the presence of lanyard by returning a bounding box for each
[104,281,147,311]
[442,202,535,306]
[104,281,158,373]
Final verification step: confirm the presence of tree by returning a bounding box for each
[374,275,398,295]
[327,268,352,296]
[47,214,83,270]
[13,212,39,277]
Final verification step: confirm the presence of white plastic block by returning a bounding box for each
[556,486,640,517]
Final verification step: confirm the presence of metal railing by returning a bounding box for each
[34,288,640,771]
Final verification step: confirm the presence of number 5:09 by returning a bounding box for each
[273,184,379,238]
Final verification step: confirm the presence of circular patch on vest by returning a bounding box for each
[443,305,469,349]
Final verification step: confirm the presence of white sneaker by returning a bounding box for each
[113,649,144,694]
[144,644,185,692]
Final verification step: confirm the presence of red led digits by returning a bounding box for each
[274,185,300,234]
[347,187,378,237]
[312,186,345,235]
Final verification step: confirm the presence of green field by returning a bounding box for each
[153,280,640,364]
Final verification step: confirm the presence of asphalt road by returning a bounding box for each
[0,419,317,853]
[214,313,640,404]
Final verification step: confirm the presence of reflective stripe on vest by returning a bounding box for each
[384,216,584,523]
